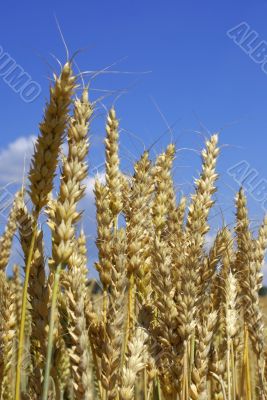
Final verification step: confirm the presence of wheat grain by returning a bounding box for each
[65,238,93,400]
[152,144,175,237]
[48,88,92,269]
[0,271,16,399]
[120,327,148,400]
[101,229,127,399]
[0,57,266,400]
[29,62,76,211]
[105,108,123,219]
[0,191,22,271]
[191,311,217,400]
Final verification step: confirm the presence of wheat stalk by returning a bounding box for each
[120,327,148,400]
[15,62,76,400]
[0,55,266,400]
[0,190,22,271]
[42,88,92,400]
[0,271,16,400]
[101,229,127,400]
[65,235,93,400]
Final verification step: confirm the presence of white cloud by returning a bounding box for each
[0,135,108,196]
[0,136,36,184]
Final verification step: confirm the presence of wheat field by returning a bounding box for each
[0,60,266,400]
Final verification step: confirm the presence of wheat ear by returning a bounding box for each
[0,190,22,271]
[101,229,127,399]
[43,88,92,400]
[125,151,154,352]
[152,144,176,237]
[175,134,219,398]
[0,271,16,400]
[12,265,22,342]
[54,336,71,398]
[16,199,48,399]
[16,62,76,400]
[191,311,217,400]
[65,234,93,400]
[224,271,239,400]
[94,181,113,289]
[105,108,123,220]
[177,134,219,341]
[29,62,76,211]
[120,327,148,400]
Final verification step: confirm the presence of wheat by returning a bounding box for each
[0,271,16,400]
[54,336,71,396]
[101,229,127,399]
[16,197,49,398]
[48,88,92,269]
[42,88,92,400]
[95,181,113,289]
[176,135,219,342]
[120,327,148,400]
[29,62,76,212]
[15,62,77,400]
[65,236,93,400]
[105,108,123,219]
[1,55,266,400]
[12,265,22,340]
[191,311,217,400]
[152,144,175,237]
[0,191,22,271]
[127,151,154,276]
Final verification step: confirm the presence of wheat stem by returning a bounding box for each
[230,340,236,400]
[15,216,39,400]
[42,263,62,400]
[227,339,231,400]
[209,372,227,400]
[242,326,252,400]
[144,369,148,400]
[189,332,195,387]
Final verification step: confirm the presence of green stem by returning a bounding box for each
[15,218,39,400]
[42,263,62,400]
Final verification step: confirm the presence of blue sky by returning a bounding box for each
[1,0,267,278]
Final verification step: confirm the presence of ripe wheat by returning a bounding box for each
[0,60,266,400]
